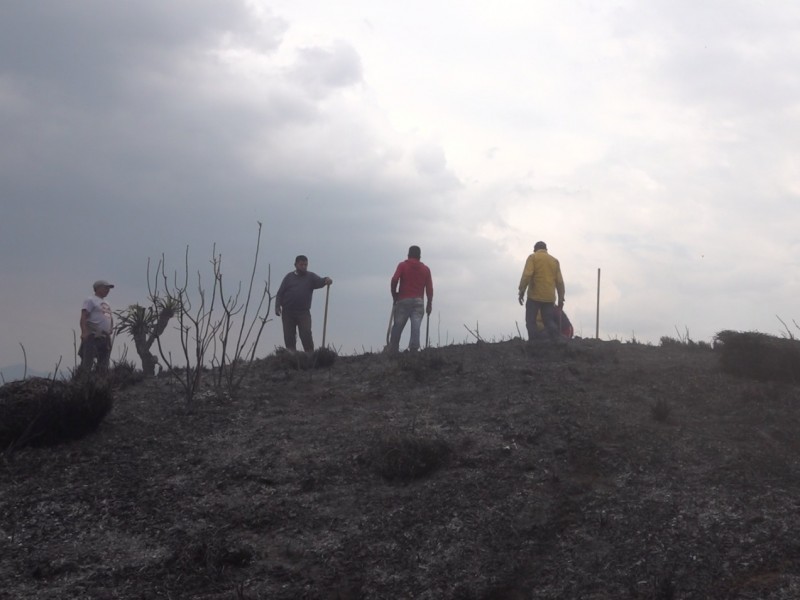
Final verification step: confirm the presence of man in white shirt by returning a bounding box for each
[77,280,114,375]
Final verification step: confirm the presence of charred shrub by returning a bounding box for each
[370,431,451,482]
[0,377,113,449]
[715,330,800,383]
[651,399,671,422]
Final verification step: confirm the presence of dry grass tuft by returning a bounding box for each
[264,347,338,371]
[715,330,800,383]
[0,377,113,449]
[312,347,337,368]
[660,336,711,350]
[107,359,146,389]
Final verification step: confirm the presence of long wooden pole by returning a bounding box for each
[425,313,430,349]
[595,268,601,339]
[322,284,331,348]
[386,304,395,346]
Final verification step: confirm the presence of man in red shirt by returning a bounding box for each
[388,245,433,353]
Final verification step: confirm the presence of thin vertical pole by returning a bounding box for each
[425,313,430,348]
[322,284,331,348]
[595,268,601,339]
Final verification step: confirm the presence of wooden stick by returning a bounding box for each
[322,284,331,348]
[425,312,430,348]
[595,268,601,340]
[386,304,395,346]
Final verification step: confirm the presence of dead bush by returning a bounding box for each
[0,377,113,449]
[369,431,451,482]
[651,398,672,422]
[715,330,800,383]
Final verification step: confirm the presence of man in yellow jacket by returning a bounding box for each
[518,241,566,342]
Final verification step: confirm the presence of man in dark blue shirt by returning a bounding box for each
[275,255,332,352]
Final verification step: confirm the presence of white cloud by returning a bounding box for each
[2,0,800,371]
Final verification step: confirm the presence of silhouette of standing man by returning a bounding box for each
[388,245,433,353]
[518,241,565,342]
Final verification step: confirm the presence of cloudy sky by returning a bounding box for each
[2,1,800,375]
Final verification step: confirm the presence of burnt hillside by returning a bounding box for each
[2,338,800,599]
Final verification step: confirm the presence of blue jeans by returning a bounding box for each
[526,300,558,341]
[389,298,424,352]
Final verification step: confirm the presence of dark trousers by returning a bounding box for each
[525,300,558,341]
[77,335,112,375]
[281,310,314,352]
